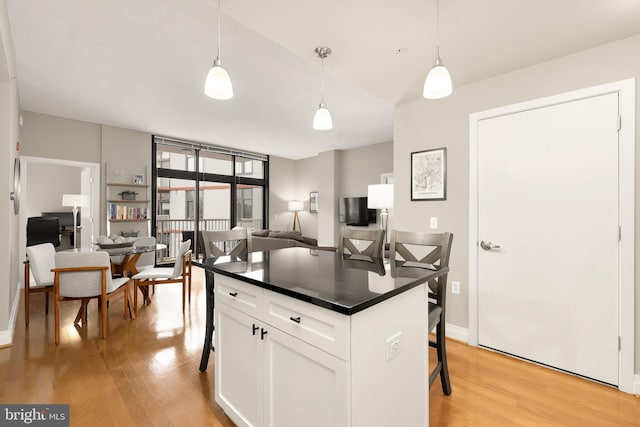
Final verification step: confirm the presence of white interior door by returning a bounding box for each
[477,93,619,385]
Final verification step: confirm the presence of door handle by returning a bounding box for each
[480,240,502,251]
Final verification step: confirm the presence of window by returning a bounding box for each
[153,137,268,260]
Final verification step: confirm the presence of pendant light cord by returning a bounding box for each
[320,55,326,103]
[217,0,222,59]
[435,0,440,58]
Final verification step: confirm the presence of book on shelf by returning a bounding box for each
[108,203,148,220]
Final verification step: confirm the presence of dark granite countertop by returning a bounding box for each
[194,247,448,315]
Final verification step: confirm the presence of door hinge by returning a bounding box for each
[618,336,621,351]
[617,116,622,131]
[618,226,622,241]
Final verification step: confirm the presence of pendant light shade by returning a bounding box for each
[313,101,333,130]
[205,58,233,99]
[423,0,452,100]
[313,47,333,131]
[204,0,233,100]
[423,55,452,99]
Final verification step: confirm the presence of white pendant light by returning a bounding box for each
[313,47,333,130]
[423,0,452,99]
[205,0,233,100]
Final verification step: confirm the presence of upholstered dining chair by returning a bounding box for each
[199,229,252,372]
[389,230,454,395]
[134,236,156,272]
[24,243,56,326]
[338,227,384,259]
[132,240,192,314]
[52,251,133,344]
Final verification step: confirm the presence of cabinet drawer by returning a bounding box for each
[263,289,350,360]
[215,274,261,318]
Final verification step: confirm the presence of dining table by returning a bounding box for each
[70,243,167,277]
[101,243,167,277]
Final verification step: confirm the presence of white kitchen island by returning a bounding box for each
[198,248,447,427]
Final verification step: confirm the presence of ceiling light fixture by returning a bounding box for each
[204,0,233,100]
[313,47,333,131]
[423,0,452,99]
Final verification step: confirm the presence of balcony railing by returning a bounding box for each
[156,218,263,261]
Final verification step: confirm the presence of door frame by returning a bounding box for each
[468,79,635,392]
[19,156,100,286]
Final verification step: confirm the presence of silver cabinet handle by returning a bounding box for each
[480,240,501,251]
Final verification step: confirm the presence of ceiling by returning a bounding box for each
[7,0,640,160]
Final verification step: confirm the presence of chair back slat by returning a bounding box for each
[338,228,384,258]
[201,230,252,258]
[390,230,453,296]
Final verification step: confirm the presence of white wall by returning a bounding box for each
[269,142,393,242]
[26,163,81,218]
[20,111,101,162]
[268,156,296,232]
[0,0,21,341]
[394,34,640,371]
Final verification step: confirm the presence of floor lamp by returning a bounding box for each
[288,201,304,234]
[62,194,84,249]
[367,184,394,244]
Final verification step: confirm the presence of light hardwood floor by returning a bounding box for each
[1,266,639,426]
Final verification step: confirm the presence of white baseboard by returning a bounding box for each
[445,323,468,343]
[0,287,20,347]
[634,375,640,394]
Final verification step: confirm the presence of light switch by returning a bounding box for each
[429,217,438,229]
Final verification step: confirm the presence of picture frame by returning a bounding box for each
[133,173,144,185]
[411,147,446,201]
[309,191,318,213]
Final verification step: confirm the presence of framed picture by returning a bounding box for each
[309,191,318,213]
[411,147,446,201]
[133,173,144,185]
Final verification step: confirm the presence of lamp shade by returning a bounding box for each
[367,184,394,209]
[62,194,85,207]
[205,61,233,100]
[288,201,304,212]
[313,103,333,130]
[423,63,452,99]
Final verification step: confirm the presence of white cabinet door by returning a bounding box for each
[263,326,348,427]
[215,304,263,427]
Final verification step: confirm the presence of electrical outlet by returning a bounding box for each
[451,281,461,294]
[429,217,438,229]
[386,332,402,360]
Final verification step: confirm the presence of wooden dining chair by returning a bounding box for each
[132,240,192,314]
[199,229,252,372]
[390,230,454,395]
[24,243,56,326]
[52,251,133,344]
[338,227,384,259]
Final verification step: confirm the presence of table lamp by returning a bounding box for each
[62,194,85,249]
[288,201,304,233]
[367,184,394,243]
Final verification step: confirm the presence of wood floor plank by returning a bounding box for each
[2,266,639,426]
[429,339,640,426]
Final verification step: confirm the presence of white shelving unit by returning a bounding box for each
[105,162,151,238]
